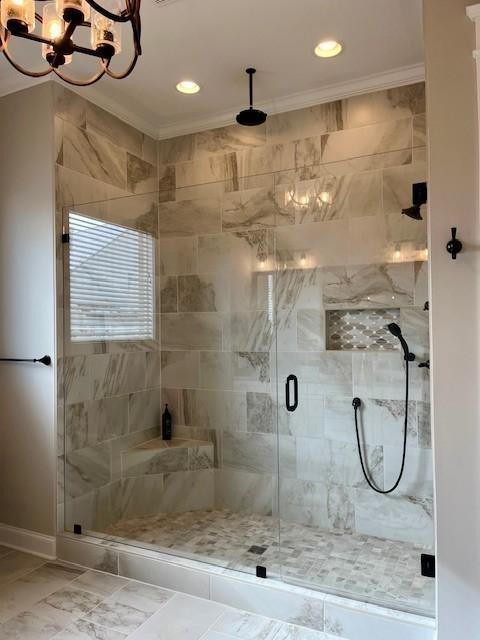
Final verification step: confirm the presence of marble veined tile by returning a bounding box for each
[86,102,143,157]
[199,351,270,392]
[341,83,425,129]
[223,432,276,474]
[127,593,226,640]
[274,622,334,639]
[275,170,382,225]
[32,585,103,628]
[246,392,274,433]
[0,563,84,624]
[161,276,178,313]
[413,113,427,148]
[323,262,414,308]
[127,153,157,194]
[84,599,150,634]
[176,152,238,189]
[158,134,195,165]
[162,469,215,513]
[215,468,275,515]
[0,552,45,585]
[212,609,282,639]
[111,581,173,614]
[160,236,197,276]
[222,187,280,231]
[55,86,87,128]
[178,388,246,431]
[296,438,384,489]
[161,313,223,350]
[65,442,111,499]
[297,310,325,351]
[0,609,62,639]
[266,100,343,145]
[354,489,434,546]
[236,142,296,179]
[178,274,227,312]
[417,402,431,449]
[62,121,127,190]
[161,350,199,388]
[65,396,129,452]
[128,388,162,432]
[276,351,353,396]
[321,118,413,165]
[54,619,127,639]
[195,124,266,157]
[123,446,189,476]
[384,446,433,497]
[226,311,274,352]
[71,570,127,598]
[158,198,222,236]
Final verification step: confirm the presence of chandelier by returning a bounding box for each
[0,0,141,85]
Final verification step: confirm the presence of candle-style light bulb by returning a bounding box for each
[42,3,72,65]
[91,0,122,58]
[1,0,35,34]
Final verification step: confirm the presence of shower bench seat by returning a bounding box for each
[121,437,214,477]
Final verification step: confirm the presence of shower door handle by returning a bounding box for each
[285,374,298,412]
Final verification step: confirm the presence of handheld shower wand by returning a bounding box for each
[387,323,416,362]
[352,322,415,494]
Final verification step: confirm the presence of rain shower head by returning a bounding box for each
[236,68,267,127]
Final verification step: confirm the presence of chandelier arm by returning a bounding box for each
[103,50,138,79]
[1,33,53,77]
[84,0,133,22]
[53,62,108,86]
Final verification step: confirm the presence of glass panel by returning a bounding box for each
[275,149,434,615]
[62,177,281,578]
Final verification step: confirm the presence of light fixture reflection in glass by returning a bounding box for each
[1,0,35,33]
[319,191,333,205]
[300,253,307,268]
[42,3,72,64]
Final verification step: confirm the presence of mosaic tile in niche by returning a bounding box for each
[326,308,401,351]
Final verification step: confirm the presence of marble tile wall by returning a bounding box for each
[156,82,433,548]
[54,85,162,533]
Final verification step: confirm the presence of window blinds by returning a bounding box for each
[69,212,155,342]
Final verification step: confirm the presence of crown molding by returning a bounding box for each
[0,62,425,142]
[467,3,480,21]
[156,62,425,140]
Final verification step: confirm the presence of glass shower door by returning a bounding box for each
[274,152,434,616]
[61,179,282,579]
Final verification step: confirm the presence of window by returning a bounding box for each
[68,212,155,342]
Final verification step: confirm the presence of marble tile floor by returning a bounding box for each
[103,510,435,617]
[0,544,338,640]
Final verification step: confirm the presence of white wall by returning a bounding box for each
[0,84,57,537]
[424,1,480,637]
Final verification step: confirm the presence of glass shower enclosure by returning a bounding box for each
[61,149,434,616]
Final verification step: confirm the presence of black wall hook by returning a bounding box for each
[446,227,463,260]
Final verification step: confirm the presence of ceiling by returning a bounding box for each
[0,0,424,138]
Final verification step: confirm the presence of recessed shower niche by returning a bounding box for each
[326,308,401,351]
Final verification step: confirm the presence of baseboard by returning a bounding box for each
[0,523,56,559]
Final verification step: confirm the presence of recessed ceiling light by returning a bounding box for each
[176,80,201,94]
[314,40,343,58]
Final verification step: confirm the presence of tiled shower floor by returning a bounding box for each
[103,509,435,616]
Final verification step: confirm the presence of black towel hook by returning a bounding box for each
[446,227,463,260]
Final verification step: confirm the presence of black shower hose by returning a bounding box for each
[352,357,409,494]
